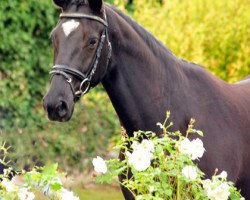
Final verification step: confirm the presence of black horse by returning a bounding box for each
[43,0,250,199]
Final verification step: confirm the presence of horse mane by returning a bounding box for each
[106,4,224,82]
[106,4,178,62]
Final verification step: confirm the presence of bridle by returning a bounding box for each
[50,11,112,100]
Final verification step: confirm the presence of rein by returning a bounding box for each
[50,11,112,100]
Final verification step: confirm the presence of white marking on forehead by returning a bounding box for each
[62,20,80,37]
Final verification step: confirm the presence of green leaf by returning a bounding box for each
[51,182,62,191]
[165,189,172,196]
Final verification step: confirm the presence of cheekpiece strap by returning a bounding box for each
[50,10,111,98]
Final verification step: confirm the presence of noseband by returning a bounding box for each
[50,11,112,100]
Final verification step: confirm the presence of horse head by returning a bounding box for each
[43,0,111,122]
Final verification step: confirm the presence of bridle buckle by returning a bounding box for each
[67,77,72,83]
[75,78,90,96]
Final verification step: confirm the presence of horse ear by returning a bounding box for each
[53,0,70,9]
[88,0,103,13]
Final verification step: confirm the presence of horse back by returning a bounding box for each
[233,76,250,103]
[235,75,250,85]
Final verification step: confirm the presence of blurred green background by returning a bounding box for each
[0,0,249,197]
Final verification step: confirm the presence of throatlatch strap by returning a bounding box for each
[50,10,112,98]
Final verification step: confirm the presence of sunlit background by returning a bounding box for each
[0,0,249,198]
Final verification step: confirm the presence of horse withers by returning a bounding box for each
[43,0,250,199]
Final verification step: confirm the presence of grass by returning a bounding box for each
[33,186,123,200]
[74,186,124,200]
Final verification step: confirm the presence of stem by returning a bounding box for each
[119,181,137,198]
[177,176,180,200]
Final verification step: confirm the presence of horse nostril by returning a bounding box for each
[56,101,68,118]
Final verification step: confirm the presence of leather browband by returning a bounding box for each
[60,13,108,27]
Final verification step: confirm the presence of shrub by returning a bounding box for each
[129,0,250,82]
[0,0,57,129]
[1,0,249,172]
[0,164,80,200]
[0,143,79,200]
[93,113,243,200]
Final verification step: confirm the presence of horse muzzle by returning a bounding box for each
[43,97,73,122]
[43,74,75,122]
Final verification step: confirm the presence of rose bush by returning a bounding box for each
[0,164,80,200]
[0,143,79,200]
[93,112,244,200]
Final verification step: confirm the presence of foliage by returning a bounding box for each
[93,113,243,200]
[126,0,250,82]
[1,88,119,171]
[0,142,79,200]
[0,164,80,200]
[0,0,57,129]
[0,0,249,172]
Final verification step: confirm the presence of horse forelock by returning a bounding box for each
[71,0,88,5]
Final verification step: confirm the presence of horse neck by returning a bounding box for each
[102,6,232,134]
[101,6,188,135]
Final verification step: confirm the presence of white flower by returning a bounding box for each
[125,151,132,157]
[92,156,108,174]
[207,183,230,200]
[182,166,198,180]
[179,138,205,160]
[58,188,79,200]
[141,139,155,154]
[18,188,35,200]
[179,138,192,155]
[136,195,143,200]
[149,186,155,192]
[217,171,228,180]
[202,178,231,200]
[131,140,154,160]
[202,179,212,190]
[128,149,151,171]
[191,138,205,159]
[132,141,140,150]
[1,178,16,192]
